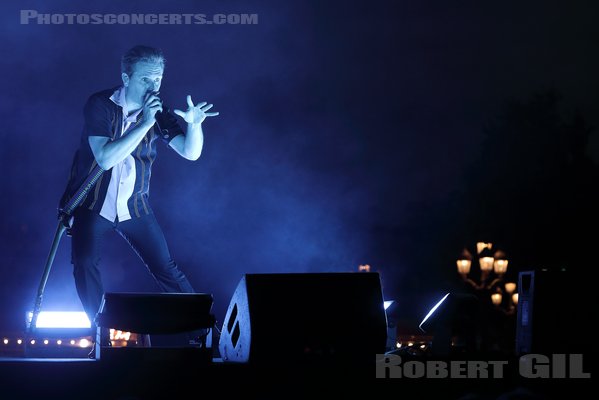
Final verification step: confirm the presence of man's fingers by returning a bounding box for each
[144,96,161,108]
[147,98,162,108]
[174,100,219,120]
[144,91,159,102]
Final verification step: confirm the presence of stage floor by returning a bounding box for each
[0,353,385,399]
[1,353,593,399]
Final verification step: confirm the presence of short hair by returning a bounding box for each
[121,45,165,77]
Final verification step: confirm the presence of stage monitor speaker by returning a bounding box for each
[515,269,591,355]
[218,272,388,363]
[95,292,215,334]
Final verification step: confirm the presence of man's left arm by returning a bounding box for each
[169,95,219,161]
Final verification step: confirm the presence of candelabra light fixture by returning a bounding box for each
[456,242,519,314]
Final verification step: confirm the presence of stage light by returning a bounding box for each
[17,339,22,345]
[21,332,94,357]
[3,339,7,345]
[418,292,479,356]
[111,329,132,341]
[383,299,400,351]
[23,310,94,358]
[27,311,91,329]
[419,293,450,330]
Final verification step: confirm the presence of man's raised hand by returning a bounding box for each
[174,95,219,124]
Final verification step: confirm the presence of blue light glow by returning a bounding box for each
[27,311,91,328]
[384,300,394,310]
[419,293,450,331]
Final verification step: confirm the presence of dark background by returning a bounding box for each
[0,0,597,332]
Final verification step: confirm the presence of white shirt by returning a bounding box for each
[99,87,142,223]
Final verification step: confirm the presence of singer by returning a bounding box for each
[60,45,219,336]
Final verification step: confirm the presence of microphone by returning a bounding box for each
[155,109,169,138]
[147,90,169,138]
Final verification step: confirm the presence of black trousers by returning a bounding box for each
[71,208,195,323]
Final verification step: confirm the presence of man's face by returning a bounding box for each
[123,61,164,105]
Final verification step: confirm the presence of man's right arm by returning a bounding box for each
[89,121,152,170]
[86,92,162,170]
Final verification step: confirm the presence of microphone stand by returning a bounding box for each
[28,165,104,334]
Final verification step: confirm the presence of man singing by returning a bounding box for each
[61,45,219,329]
